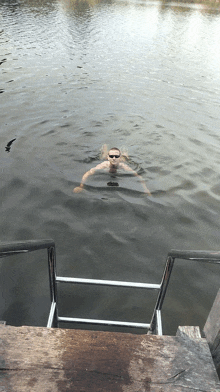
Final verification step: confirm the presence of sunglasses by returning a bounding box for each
[109,155,120,158]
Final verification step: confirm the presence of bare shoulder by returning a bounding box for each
[94,161,109,170]
[119,162,133,172]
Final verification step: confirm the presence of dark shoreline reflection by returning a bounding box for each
[1,0,56,9]
[1,0,219,15]
[160,0,220,14]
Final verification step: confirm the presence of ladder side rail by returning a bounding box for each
[149,256,175,334]
[156,310,163,336]
[47,301,57,328]
[47,246,58,328]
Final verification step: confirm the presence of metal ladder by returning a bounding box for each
[1,239,220,335]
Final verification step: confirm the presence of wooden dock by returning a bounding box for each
[1,324,220,391]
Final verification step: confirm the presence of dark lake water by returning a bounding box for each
[1,0,220,335]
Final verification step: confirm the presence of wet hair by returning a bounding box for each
[108,147,121,155]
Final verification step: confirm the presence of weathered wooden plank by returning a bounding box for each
[204,288,220,370]
[176,326,201,339]
[0,325,219,392]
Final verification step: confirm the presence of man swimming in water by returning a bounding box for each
[73,147,151,195]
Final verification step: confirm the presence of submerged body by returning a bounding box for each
[73,147,151,195]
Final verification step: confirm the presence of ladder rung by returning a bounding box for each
[58,316,150,329]
[56,277,161,290]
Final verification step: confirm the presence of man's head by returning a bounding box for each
[108,147,121,166]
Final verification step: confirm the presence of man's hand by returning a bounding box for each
[73,185,84,193]
[144,189,152,196]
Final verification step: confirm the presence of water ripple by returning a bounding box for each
[1,0,220,334]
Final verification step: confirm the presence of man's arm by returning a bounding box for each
[73,162,109,193]
[120,163,151,196]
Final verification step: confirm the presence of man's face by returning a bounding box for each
[108,149,121,166]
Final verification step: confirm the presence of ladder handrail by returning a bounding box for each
[149,249,220,334]
[0,239,58,328]
[1,241,220,335]
[168,249,220,262]
[0,239,55,257]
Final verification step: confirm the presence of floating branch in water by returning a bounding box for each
[107,181,119,187]
[5,138,16,153]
